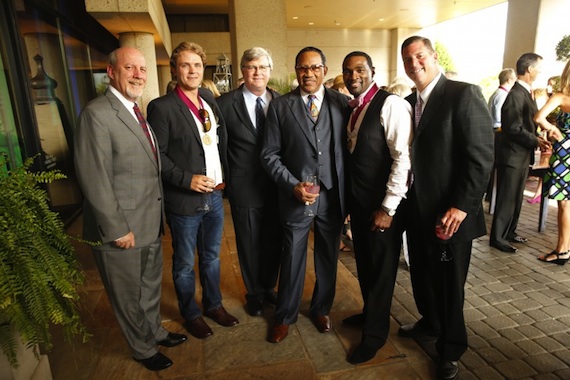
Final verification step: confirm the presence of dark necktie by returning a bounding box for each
[307,95,319,121]
[133,103,157,159]
[414,95,423,129]
[255,97,265,132]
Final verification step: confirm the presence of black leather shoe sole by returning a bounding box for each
[158,332,187,347]
[437,360,458,379]
[135,352,173,371]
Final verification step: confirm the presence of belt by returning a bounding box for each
[214,182,226,191]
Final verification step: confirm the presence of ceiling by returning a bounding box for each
[162,0,506,30]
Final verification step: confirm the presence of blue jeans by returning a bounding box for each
[167,191,224,321]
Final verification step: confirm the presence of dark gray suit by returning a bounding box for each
[404,75,493,360]
[217,86,282,304]
[261,87,351,324]
[491,81,539,246]
[74,88,167,360]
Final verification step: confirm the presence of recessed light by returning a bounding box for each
[308,22,314,25]
[378,18,385,22]
[292,16,298,20]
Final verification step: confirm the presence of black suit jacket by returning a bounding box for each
[495,81,539,167]
[261,87,351,220]
[147,88,228,216]
[216,85,280,208]
[405,75,494,242]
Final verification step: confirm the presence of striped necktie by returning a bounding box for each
[255,97,265,131]
[414,95,423,129]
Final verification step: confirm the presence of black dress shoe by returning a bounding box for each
[490,241,518,253]
[437,360,458,380]
[184,317,213,339]
[347,342,381,364]
[135,352,173,371]
[245,299,263,316]
[508,235,528,243]
[398,322,439,338]
[205,306,239,326]
[157,332,188,347]
[342,313,365,327]
[264,291,278,305]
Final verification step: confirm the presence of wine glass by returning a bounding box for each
[197,168,214,212]
[435,215,452,262]
[303,174,320,217]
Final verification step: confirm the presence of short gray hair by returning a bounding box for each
[240,47,273,69]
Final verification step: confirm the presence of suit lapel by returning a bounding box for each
[415,75,446,137]
[171,92,203,146]
[232,89,258,137]
[106,90,158,169]
[288,89,317,150]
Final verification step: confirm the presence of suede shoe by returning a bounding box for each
[184,317,213,339]
[268,323,289,343]
[135,352,172,371]
[311,315,332,333]
[157,332,187,347]
[205,306,239,326]
[437,360,458,380]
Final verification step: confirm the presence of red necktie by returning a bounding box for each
[133,103,157,160]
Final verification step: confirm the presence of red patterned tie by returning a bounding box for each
[133,103,157,160]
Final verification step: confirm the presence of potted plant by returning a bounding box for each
[0,154,88,369]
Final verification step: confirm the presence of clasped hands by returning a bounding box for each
[294,181,319,205]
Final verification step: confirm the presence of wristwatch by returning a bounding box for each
[382,206,396,217]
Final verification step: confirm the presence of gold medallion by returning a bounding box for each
[202,134,212,145]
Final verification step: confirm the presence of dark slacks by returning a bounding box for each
[93,236,167,360]
[275,187,343,325]
[351,201,403,347]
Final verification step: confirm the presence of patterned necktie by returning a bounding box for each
[307,94,319,121]
[133,103,157,159]
[255,97,265,132]
[414,95,423,129]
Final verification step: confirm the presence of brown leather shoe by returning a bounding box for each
[204,306,239,327]
[311,315,331,333]
[268,323,289,343]
[184,317,213,339]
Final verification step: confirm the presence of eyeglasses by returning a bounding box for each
[242,65,270,72]
[295,64,325,73]
[199,108,211,132]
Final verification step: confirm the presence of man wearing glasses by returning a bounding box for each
[217,47,283,317]
[147,42,239,341]
[261,46,351,343]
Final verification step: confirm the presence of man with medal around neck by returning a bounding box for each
[341,51,413,364]
[147,42,239,342]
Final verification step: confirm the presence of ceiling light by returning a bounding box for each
[308,22,314,25]
[292,16,298,20]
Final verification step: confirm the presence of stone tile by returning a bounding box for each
[541,304,570,318]
[509,297,545,312]
[532,319,570,336]
[463,307,486,322]
[494,359,538,379]
[475,346,507,364]
[508,312,535,326]
[467,320,501,340]
[526,290,561,306]
[484,315,518,331]
[487,336,527,359]
[472,365,509,380]
[498,328,527,343]
[477,305,503,318]
[199,360,316,380]
[480,292,513,305]
[494,302,520,316]
[525,308,556,322]
[534,336,566,353]
[515,340,547,356]
[525,353,567,373]
[460,349,487,370]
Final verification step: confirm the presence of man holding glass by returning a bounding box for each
[147,42,238,341]
[261,46,351,343]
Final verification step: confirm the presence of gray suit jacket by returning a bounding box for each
[260,87,351,220]
[74,89,163,249]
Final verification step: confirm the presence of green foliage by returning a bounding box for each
[435,42,456,73]
[268,73,297,95]
[0,155,89,367]
[555,35,570,62]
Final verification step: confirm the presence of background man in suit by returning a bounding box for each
[74,47,187,372]
[489,68,517,130]
[400,36,494,380]
[490,53,551,253]
[261,46,351,343]
[217,47,282,317]
[341,51,413,364]
[147,42,238,341]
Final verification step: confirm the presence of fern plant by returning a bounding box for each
[0,155,89,368]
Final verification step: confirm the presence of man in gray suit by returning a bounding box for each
[217,47,282,317]
[261,46,351,343]
[74,47,187,372]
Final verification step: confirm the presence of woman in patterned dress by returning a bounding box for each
[534,60,570,264]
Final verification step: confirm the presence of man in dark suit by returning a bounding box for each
[340,51,413,364]
[74,47,187,371]
[400,36,494,380]
[217,47,282,317]
[261,46,351,343]
[147,42,238,341]
[490,53,550,253]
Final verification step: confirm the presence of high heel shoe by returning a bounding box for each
[538,250,569,265]
[527,196,541,204]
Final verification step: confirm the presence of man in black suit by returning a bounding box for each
[340,51,413,364]
[147,42,238,341]
[217,47,282,317]
[261,46,351,343]
[400,36,494,380]
[490,53,550,253]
